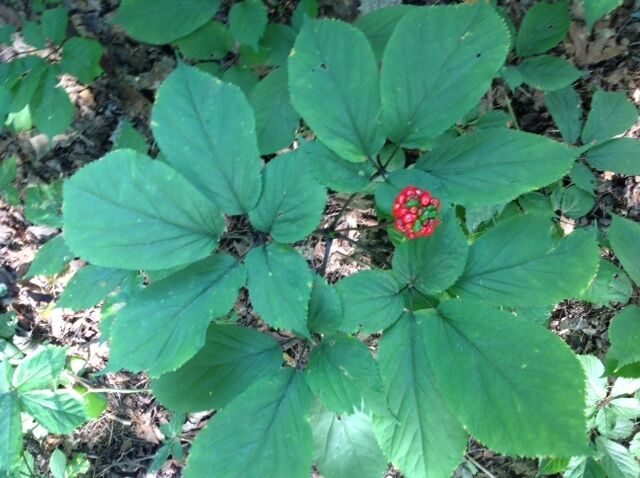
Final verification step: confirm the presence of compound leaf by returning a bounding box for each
[425,300,590,456]
[245,244,313,338]
[597,436,640,478]
[184,368,313,478]
[582,90,637,145]
[289,19,385,163]
[515,1,570,57]
[581,259,632,307]
[152,324,282,412]
[585,138,640,175]
[545,86,583,144]
[415,129,576,207]
[248,149,326,243]
[63,149,225,270]
[454,213,600,306]
[609,214,640,286]
[11,345,66,392]
[381,3,510,148]
[374,312,467,478]
[19,390,88,434]
[109,254,246,377]
[308,275,343,336]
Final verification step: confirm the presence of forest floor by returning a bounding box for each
[1,0,639,476]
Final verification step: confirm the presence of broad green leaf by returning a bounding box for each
[221,65,259,94]
[312,403,388,478]
[545,86,583,144]
[308,275,343,336]
[152,324,282,412]
[354,5,416,60]
[229,0,268,51]
[19,389,88,434]
[291,0,318,29]
[515,1,570,57]
[392,208,468,295]
[455,213,600,306]
[0,391,21,472]
[336,270,404,333]
[289,19,385,162]
[581,260,632,307]
[518,55,581,91]
[609,214,640,285]
[248,150,326,243]
[174,21,232,61]
[0,155,20,206]
[11,345,66,392]
[63,149,225,270]
[571,161,597,192]
[584,0,622,30]
[305,333,385,415]
[49,449,66,478]
[30,69,73,137]
[114,0,219,44]
[566,457,607,478]
[261,24,297,67]
[585,138,640,175]
[0,24,15,44]
[60,37,103,84]
[597,437,640,478]
[184,369,313,478]
[57,266,131,310]
[425,300,589,456]
[0,312,17,339]
[578,355,607,410]
[374,312,467,478]
[24,180,63,227]
[109,254,246,377]
[245,244,313,337]
[415,129,576,207]
[582,90,637,145]
[248,68,300,155]
[380,3,510,148]
[112,120,147,153]
[303,140,373,194]
[474,109,512,129]
[606,306,640,373]
[41,7,68,45]
[151,64,262,215]
[25,235,74,279]
[9,57,47,112]
[551,185,595,219]
[539,457,572,475]
[22,20,45,48]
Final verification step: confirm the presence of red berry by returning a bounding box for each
[431,198,441,209]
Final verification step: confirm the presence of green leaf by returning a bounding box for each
[174,21,232,61]
[0,391,22,472]
[12,345,66,392]
[597,436,640,478]
[248,68,300,155]
[24,180,63,227]
[23,20,45,48]
[49,449,66,478]
[392,208,468,295]
[30,69,74,137]
[229,0,268,51]
[609,214,640,286]
[112,120,147,153]
[336,270,404,333]
[308,275,343,336]
[63,149,225,270]
[114,0,220,45]
[9,57,47,112]
[261,24,297,67]
[25,235,74,279]
[57,266,131,310]
[109,254,246,377]
[518,55,581,91]
[19,389,88,434]
[248,150,326,243]
[582,90,638,145]
[606,306,640,374]
[584,0,622,30]
[305,333,385,415]
[581,260,632,307]
[289,19,384,163]
[539,457,571,475]
[454,213,600,306]
[515,1,570,57]
[303,140,373,194]
[41,7,68,45]
[545,86,583,144]
[152,324,282,412]
[292,0,318,29]
[60,37,103,84]
[0,24,15,44]
[374,312,467,478]
[151,64,262,215]
[570,161,597,192]
[221,66,259,94]
[380,3,510,148]
[425,299,589,456]
[0,312,17,339]
[312,403,388,478]
[551,185,595,219]
[0,155,20,206]
[245,244,313,338]
[585,138,640,175]
[354,5,416,61]
[184,369,314,478]
[415,129,577,208]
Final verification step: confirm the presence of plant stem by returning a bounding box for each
[465,454,498,478]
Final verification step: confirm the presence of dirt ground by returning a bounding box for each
[1,0,639,476]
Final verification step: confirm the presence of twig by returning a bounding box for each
[466,454,499,478]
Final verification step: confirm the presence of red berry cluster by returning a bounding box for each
[392,186,441,239]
